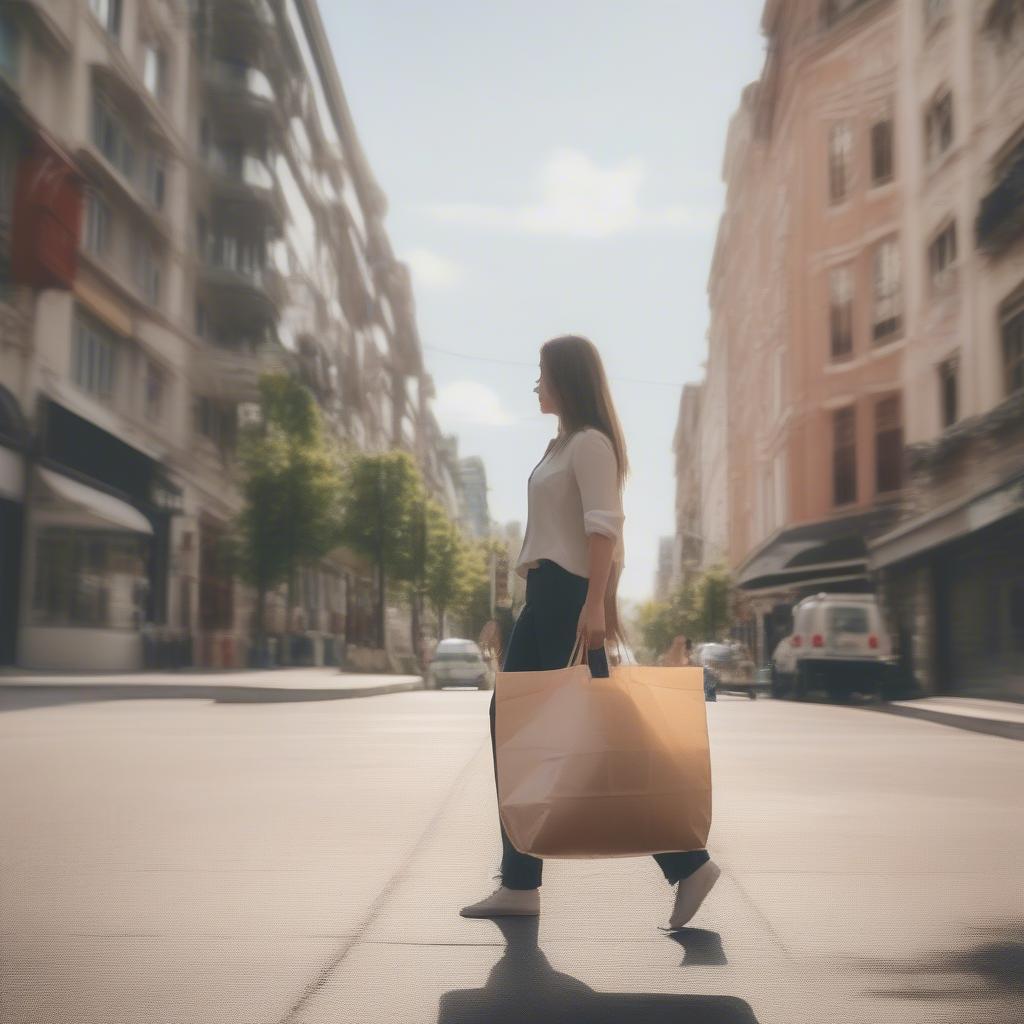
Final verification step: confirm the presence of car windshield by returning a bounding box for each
[827,607,869,634]
[435,647,479,662]
[701,645,733,661]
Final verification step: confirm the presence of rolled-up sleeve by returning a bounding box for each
[571,429,625,544]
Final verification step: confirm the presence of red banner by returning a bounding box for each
[10,136,82,290]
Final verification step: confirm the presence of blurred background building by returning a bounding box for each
[676,0,1023,699]
[0,0,461,671]
[457,454,490,540]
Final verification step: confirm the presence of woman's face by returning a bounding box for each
[534,360,559,416]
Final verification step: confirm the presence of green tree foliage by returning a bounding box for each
[455,538,503,643]
[235,374,345,651]
[633,565,734,662]
[338,449,424,647]
[423,501,464,637]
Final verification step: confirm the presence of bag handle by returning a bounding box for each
[568,633,612,669]
[567,633,587,668]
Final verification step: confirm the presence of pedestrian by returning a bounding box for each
[460,335,720,928]
[660,634,691,667]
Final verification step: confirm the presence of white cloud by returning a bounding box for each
[404,247,464,290]
[424,149,717,239]
[436,381,515,427]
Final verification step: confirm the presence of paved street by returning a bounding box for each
[0,683,1021,1024]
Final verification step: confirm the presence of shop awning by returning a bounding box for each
[35,468,153,535]
[869,473,1024,570]
[737,507,900,591]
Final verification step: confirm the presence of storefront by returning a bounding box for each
[872,458,1024,700]
[0,385,28,665]
[19,399,176,671]
[735,507,899,665]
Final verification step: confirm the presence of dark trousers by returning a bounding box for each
[489,559,710,890]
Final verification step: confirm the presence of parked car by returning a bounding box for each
[426,638,494,690]
[692,642,757,699]
[770,593,893,701]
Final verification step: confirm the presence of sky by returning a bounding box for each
[323,1,767,604]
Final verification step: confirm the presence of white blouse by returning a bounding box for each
[515,427,626,580]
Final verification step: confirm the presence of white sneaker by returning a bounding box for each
[460,884,540,918]
[668,859,721,929]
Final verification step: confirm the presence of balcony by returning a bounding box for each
[201,146,283,228]
[203,0,284,70]
[977,141,1024,253]
[199,240,283,328]
[197,341,291,401]
[201,58,282,140]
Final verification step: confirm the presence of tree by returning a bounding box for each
[423,502,465,639]
[454,538,502,643]
[338,450,423,650]
[632,565,734,663]
[235,374,345,662]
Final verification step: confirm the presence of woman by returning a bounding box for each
[460,335,719,929]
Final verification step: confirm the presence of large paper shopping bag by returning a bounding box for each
[495,653,711,858]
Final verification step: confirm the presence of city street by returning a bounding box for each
[1,682,1021,1023]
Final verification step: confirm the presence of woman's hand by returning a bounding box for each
[577,597,606,652]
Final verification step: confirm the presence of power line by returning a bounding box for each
[422,344,684,389]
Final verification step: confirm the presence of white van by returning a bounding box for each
[770,593,892,701]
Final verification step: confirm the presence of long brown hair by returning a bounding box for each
[540,335,629,646]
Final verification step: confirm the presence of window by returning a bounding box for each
[145,359,165,422]
[872,237,903,342]
[0,127,17,235]
[829,265,854,360]
[833,406,857,506]
[83,193,111,256]
[1003,302,1024,395]
[925,91,954,163]
[828,121,852,204]
[73,311,118,400]
[870,112,894,185]
[924,0,949,31]
[821,0,869,28]
[88,0,121,38]
[143,154,166,210]
[32,529,148,628]
[938,356,958,428]
[131,231,161,306]
[195,397,238,452]
[874,395,903,494]
[928,220,958,292]
[0,12,19,83]
[143,44,166,99]
[91,96,135,181]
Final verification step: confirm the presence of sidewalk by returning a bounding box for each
[0,666,424,702]
[875,695,1024,741]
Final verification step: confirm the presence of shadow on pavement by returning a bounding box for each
[0,683,406,713]
[668,927,729,967]
[438,917,757,1024]
[855,924,1024,1004]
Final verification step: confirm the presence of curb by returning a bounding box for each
[0,678,425,703]
[870,701,1024,742]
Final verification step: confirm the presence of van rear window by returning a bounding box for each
[827,607,869,634]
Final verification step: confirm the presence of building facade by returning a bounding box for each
[457,454,490,540]
[703,0,1023,697]
[870,0,1024,699]
[671,381,705,591]
[709,0,908,665]
[0,0,458,671]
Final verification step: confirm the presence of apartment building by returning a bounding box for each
[670,381,705,592]
[870,0,1024,699]
[0,0,457,671]
[457,455,491,540]
[709,0,908,663]
[702,0,1023,697]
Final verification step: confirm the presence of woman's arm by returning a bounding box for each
[578,533,615,650]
